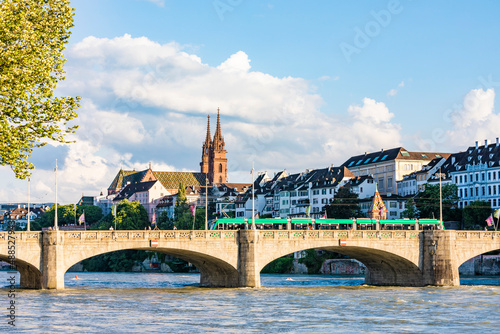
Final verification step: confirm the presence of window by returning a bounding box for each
[381,155,388,160]
[378,178,384,190]
[476,174,479,182]
[348,161,355,167]
[489,172,491,180]
[313,199,318,204]
[373,156,379,162]
[390,211,397,217]
[356,159,363,165]
[464,175,467,182]
[455,176,458,183]
[387,177,393,189]
[482,187,486,196]
[401,151,410,157]
[489,186,492,195]
[460,175,463,183]
[365,158,371,163]
[219,163,223,173]
[390,202,397,208]
[482,173,485,181]
[321,189,326,195]
[465,189,468,197]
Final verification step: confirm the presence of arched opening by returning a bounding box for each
[63,247,239,288]
[0,255,42,289]
[458,248,500,284]
[259,246,424,287]
[218,163,223,173]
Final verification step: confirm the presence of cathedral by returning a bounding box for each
[200,109,228,185]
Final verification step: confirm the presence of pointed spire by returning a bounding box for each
[203,115,212,153]
[213,108,225,150]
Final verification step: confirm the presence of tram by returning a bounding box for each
[212,217,442,231]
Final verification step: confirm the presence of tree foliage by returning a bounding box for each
[463,200,491,229]
[401,197,417,219]
[414,184,461,221]
[0,0,80,178]
[91,199,149,230]
[324,187,360,219]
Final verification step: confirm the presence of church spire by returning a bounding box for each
[213,108,225,150]
[203,115,212,153]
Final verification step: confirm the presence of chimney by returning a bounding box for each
[497,138,499,146]
[475,141,478,149]
[485,139,488,147]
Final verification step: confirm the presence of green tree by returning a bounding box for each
[402,197,417,219]
[463,200,491,229]
[176,182,186,206]
[0,0,80,178]
[114,199,149,230]
[415,184,461,221]
[30,203,76,230]
[76,205,103,225]
[324,187,360,219]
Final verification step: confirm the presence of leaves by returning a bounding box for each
[0,0,80,178]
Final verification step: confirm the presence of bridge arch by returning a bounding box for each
[0,255,42,289]
[62,247,239,288]
[257,242,424,286]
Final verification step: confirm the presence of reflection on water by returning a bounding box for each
[1,271,499,333]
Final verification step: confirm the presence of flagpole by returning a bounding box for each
[251,162,255,230]
[205,176,208,230]
[27,177,31,232]
[54,159,58,230]
[84,209,86,231]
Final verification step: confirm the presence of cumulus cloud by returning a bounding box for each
[446,88,498,147]
[2,34,404,203]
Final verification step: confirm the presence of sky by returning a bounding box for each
[2,0,500,204]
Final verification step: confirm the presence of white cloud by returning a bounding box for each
[387,80,405,96]
[446,88,498,147]
[1,35,405,203]
[387,88,398,96]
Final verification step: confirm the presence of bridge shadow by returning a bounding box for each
[65,248,239,288]
[0,255,42,289]
[260,247,424,287]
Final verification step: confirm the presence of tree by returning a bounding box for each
[76,205,103,225]
[175,182,186,206]
[463,201,491,229]
[414,184,461,221]
[30,203,76,230]
[402,197,417,219]
[0,0,80,179]
[324,187,360,219]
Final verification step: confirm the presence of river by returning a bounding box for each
[1,271,499,333]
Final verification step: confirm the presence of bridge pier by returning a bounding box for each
[237,230,261,288]
[42,231,66,289]
[19,265,42,289]
[421,230,460,286]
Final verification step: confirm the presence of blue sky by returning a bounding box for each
[2,0,500,204]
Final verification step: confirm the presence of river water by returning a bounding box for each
[1,271,499,333]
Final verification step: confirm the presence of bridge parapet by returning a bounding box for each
[455,231,500,239]
[258,230,420,239]
[0,231,42,241]
[55,230,238,242]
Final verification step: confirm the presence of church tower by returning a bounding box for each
[200,115,212,174]
[200,109,228,185]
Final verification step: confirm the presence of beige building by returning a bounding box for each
[341,147,451,195]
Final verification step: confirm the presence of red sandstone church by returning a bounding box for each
[107,109,243,197]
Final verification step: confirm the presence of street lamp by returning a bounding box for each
[54,159,58,230]
[251,163,255,230]
[205,176,208,230]
[437,167,445,229]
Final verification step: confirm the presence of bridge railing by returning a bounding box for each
[0,232,41,241]
[54,230,239,241]
[259,230,421,239]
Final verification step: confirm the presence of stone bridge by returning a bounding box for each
[1,229,499,289]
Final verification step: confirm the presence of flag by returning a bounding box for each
[321,211,326,219]
[494,209,500,220]
[255,212,259,218]
[190,204,196,216]
[152,211,156,224]
[486,214,494,227]
[306,206,311,217]
[111,204,117,217]
[78,212,85,225]
[379,205,384,217]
